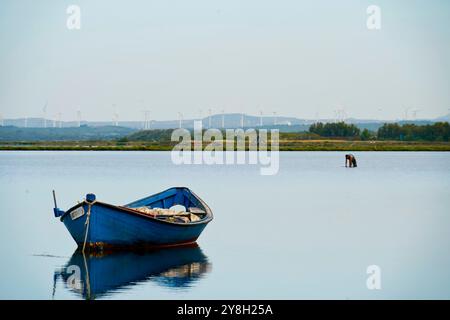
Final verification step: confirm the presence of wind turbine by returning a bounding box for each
[241,113,244,128]
[112,104,119,126]
[333,108,345,122]
[404,107,412,121]
[341,108,348,122]
[221,109,225,128]
[57,112,62,128]
[178,112,183,129]
[377,108,383,121]
[141,110,151,129]
[198,109,203,126]
[208,109,212,128]
[273,112,277,126]
[411,109,420,120]
[77,109,81,127]
[259,110,263,127]
[43,101,48,128]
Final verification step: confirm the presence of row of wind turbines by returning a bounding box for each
[175,109,280,129]
[0,104,434,129]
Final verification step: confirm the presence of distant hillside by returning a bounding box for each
[0,125,136,141]
[4,113,448,130]
[350,120,437,132]
[126,129,174,141]
[1,113,309,129]
[434,114,450,122]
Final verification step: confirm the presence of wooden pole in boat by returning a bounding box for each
[52,190,58,208]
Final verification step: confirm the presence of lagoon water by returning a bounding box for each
[0,151,449,299]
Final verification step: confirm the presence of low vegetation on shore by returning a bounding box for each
[1,122,449,151]
[1,139,449,152]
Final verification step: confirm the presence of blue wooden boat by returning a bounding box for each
[53,187,213,250]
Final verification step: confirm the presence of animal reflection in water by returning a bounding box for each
[53,244,211,299]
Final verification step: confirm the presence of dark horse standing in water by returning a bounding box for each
[345,154,357,167]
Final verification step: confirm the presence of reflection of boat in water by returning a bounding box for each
[53,244,211,299]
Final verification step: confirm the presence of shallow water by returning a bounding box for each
[0,151,449,299]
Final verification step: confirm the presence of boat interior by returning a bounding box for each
[123,188,210,223]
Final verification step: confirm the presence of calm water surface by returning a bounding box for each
[0,151,449,299]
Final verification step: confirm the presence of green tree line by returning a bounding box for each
[309,122,361,138]
[308,121,449,141]
[377,122,449,141]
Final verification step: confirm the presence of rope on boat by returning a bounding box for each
[82,200,96,254]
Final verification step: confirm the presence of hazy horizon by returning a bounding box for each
[1,110,449,123]
[1,0,449,122]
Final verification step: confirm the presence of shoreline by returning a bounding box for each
[1,140,449,151]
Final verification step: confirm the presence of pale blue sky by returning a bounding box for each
[0,0,449,121]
